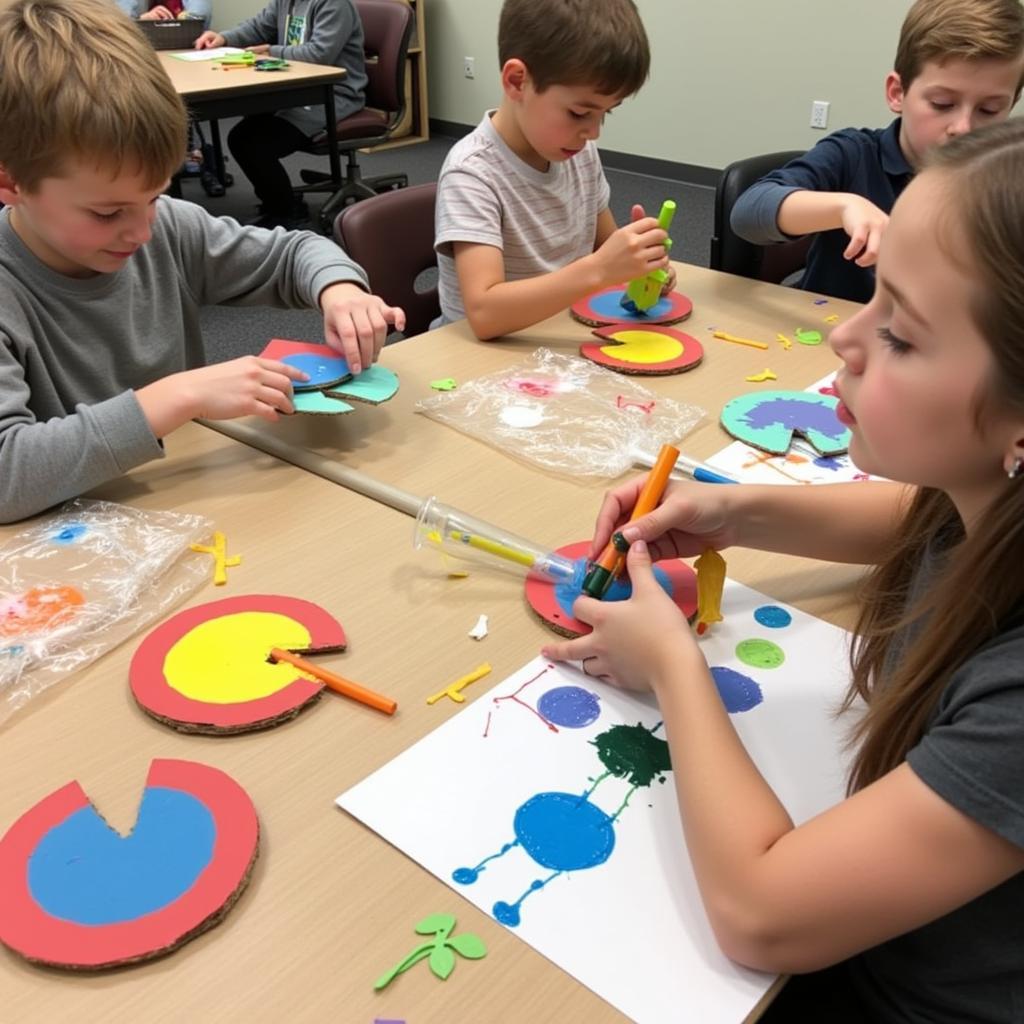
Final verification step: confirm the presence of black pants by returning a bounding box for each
[760,962,874,1023]
[227,113,310,216]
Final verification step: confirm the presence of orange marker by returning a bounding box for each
[269,647,397,715]
[581,443,680,598]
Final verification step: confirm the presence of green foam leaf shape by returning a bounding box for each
[429,944,456,980]
[448,932,487,959]
[415,912,455,935]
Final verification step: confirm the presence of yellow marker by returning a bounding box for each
[776,333,793,350]
[449,530,535,570]
[427,663,492,705]
[824,314,840,324]
[745,369,777,383]
[694,548,726,636]
[712,330,769,351]
[190,531,241,586]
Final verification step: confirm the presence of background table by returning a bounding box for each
[160,52,345,191]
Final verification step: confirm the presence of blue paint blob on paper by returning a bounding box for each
[537,686,601,728]
[281,352,350,389]
[28,787,215,925]
[51,523,87,545]
[710,666,764,713]
[514,792,615,872]
[813,455,843,471]
[753,605,792,629]
[588,288,674,321]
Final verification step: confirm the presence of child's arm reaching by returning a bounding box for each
[454,212,669,340]
[776,191,889,268]
[589,477,912,566]
[135,356,308,437]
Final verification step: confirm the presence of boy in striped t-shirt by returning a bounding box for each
[434,0,671,339]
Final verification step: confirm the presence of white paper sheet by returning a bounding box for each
[169,47,246,61]
[338,579,856,1023]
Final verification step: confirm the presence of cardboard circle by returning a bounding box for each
[720,389,851,456]
[524,541,698,638]
[580,325,704,375]
[130,595,347,734]
[570,287,693,327]
[258,339,351,392]
[0,759,258,969]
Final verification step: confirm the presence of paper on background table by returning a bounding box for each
[169,47,246,61]
[338,579,856,1023]
[706,372,882,486]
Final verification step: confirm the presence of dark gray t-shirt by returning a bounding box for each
[845,546,1024,1022]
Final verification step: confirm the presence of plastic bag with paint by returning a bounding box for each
[415,348,704,478]
[0,499,212,724]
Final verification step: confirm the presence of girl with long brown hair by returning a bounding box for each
[545,119,1024,1021]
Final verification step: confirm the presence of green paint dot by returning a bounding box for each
[736,638,785,669]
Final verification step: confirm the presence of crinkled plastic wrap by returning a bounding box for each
[0,499,213,724]
[415,348,704,478]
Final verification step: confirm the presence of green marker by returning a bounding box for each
[580,532,631,598]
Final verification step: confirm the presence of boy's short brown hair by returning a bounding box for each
[0,0,188,192]
[895,0,1024,97]
[498,0,649,97]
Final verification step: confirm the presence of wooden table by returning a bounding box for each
[0,270,867,1022]
[215,263,868,631]
[0,424,647,1022]
[159,51,345,190]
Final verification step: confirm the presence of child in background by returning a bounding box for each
[195,0,367,229]
[434,0,673,340]
[545,119,1024,1022]
[0,0,402,524]
[730,0,1024,303]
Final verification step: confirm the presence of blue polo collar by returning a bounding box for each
[881,118,914,177]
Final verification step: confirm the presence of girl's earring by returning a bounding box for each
[1009,456,1024,480]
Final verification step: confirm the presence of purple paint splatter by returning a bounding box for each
[741,397,846,440]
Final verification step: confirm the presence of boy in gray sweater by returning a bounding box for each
[0,0,403,524]
[196,0,368,227]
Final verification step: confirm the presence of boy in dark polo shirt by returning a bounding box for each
[730,0,1024,302]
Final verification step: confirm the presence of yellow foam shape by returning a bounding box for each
[164,611,313,703]
[600,330,683,364]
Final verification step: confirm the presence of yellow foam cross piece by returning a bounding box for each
[695,548,726,636]
[776,333,793,350]
[745,368,777,383]
[190,531,242,586]
[823,314,840,324]
[427,663,492,705]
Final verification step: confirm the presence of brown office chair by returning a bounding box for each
[333,182,439,338]
[710,150,812,284]
[297,0,414,233]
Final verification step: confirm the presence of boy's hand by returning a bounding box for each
[137,357,307,436]
[661,262,677,295]
[542,541,696,693]
[140,5,175,19]
[840,195,889,268]
[319,282,405,376]
[195,30,226,48]
[246,43,271,55]
[591,211,669,289]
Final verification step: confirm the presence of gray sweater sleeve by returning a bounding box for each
[0,348,162,524]
[166,201,369,306]
[268,0,357,64]
[729,180,804,245]
[220,0,279,47]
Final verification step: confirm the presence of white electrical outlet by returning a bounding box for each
[463,56,475,79]
[810,100,830,130]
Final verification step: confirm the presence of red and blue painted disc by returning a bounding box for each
[570,287,693,327]
[580,324,704,375]
[0,759,258,969]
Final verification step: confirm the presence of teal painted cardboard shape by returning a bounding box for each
[720,389,851,456]
[292,391,355,415]
[326,366,400,405]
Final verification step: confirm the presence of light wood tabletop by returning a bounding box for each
[217,263,868,631]
[0,268,868,1023]
[159,50,345,102]
[0,423,646,1023]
